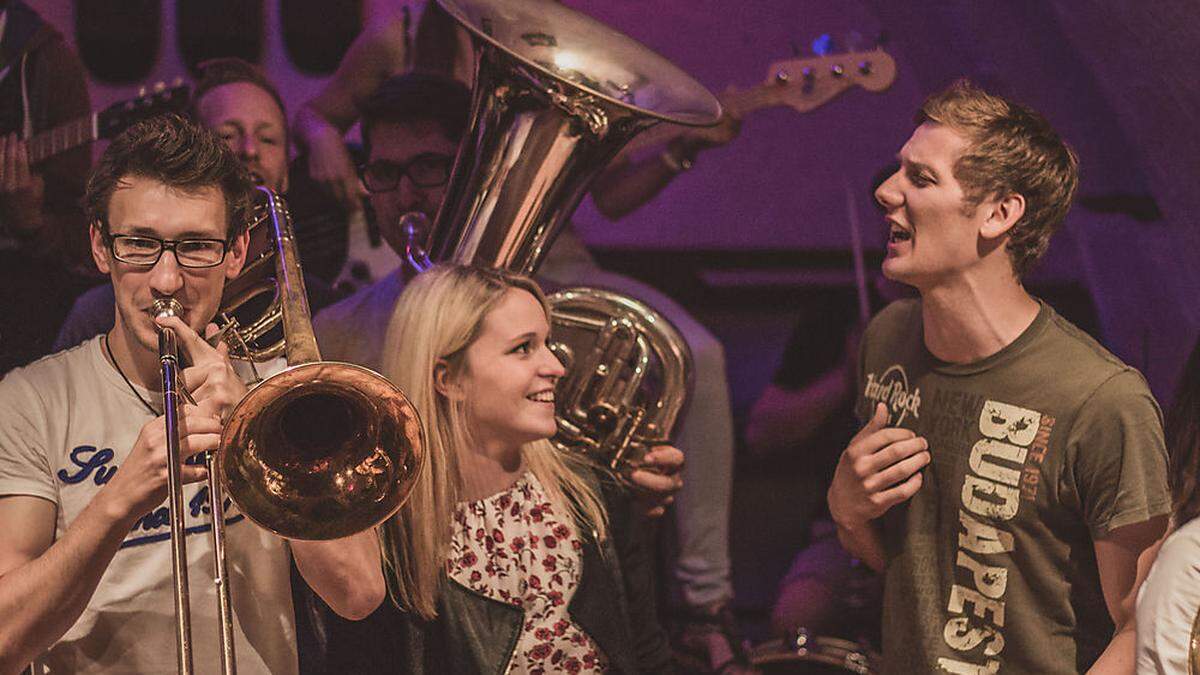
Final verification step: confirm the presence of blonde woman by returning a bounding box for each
[363,264,676,674]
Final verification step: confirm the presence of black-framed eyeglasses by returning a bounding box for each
[358,152,454,193]
[103,232,229,269]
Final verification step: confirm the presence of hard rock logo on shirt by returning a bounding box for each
[863,365,923,425]
[58,444,244,549]
[936,399,1055,674]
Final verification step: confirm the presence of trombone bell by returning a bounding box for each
[219,361,424,540]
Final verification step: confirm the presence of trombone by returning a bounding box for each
[157,186,425,674]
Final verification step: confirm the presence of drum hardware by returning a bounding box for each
[749,629,880,674]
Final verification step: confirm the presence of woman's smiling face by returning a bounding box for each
[449,287,565,453]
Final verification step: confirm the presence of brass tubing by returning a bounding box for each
[206,453,237,675]
[258,187,320,365]
[218,188,425,543]
[157,312,194,675]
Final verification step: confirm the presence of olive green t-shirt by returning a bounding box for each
[857,299,1169,674]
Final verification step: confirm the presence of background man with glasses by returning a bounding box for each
[0,114,384,673]
[311,72,460,370]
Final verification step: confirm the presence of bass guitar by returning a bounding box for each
[29,81,190,164]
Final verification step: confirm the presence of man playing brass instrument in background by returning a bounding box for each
[0,114,382,674]
[826,81,1169,674]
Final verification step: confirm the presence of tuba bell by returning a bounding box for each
[425,0,719,471]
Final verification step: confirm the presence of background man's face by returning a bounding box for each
[196,82,289,192]
[364,118,458,256]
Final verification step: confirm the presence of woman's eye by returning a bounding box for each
[511,341,531,355]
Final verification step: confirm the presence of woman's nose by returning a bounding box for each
[541,344,566,378]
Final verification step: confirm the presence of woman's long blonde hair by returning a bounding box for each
[378,264,609,620]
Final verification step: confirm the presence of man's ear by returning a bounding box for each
[224,228,251,279]
[89,222,111,275]
[980,192,1026,240]
[433,359,463,400]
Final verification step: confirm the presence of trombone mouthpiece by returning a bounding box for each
[152,298,184,320]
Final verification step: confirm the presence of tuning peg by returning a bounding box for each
[773,69,790,84]
[831,63,845,78]
[802,67,815,93]
[858,60,874,76]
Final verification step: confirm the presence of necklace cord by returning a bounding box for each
[103,334,160,416]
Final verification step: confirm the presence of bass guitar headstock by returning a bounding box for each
[758,49,896,113]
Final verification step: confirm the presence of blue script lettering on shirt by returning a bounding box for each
[56,445,245,549]
[119,514,245,550]
[58,444,208,487]
[57,445,119,485]
[122,489,243,549]
[129,489,238,532]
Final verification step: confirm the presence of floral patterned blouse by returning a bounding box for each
[448,471,609,674]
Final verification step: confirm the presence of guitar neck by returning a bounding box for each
[626,82,779,154]
[28,114,98,164]
[621,49,896,157]
[718,83,781,119]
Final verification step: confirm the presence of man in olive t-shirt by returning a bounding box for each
[857,299,1167,672]
[826,81,1168,674]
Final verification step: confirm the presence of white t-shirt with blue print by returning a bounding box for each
[0,336,297,674]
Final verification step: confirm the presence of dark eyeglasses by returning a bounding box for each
[103,233,229,269]
[359,153,454,192]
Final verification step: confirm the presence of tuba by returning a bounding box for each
[548,288,692,470]
[427,0,719,470]
[159,186,425,674]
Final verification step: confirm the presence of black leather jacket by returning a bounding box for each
[296,472,673,674]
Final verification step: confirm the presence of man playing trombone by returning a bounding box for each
[0,114,383,674]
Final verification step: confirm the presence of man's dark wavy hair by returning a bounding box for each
[84,113,255,240]
[361,71,471,152]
